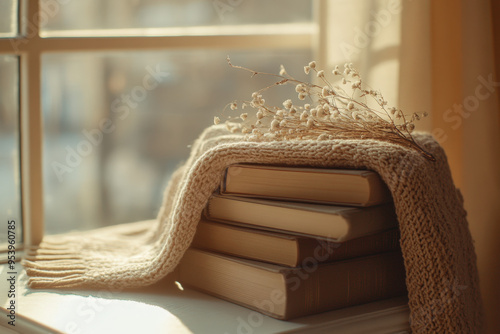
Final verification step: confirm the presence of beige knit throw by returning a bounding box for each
[24,125,482,333]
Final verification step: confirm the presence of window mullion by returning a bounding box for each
[19,0,44,246]
[36,34,313,53]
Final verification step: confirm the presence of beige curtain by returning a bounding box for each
[319,0,500,332]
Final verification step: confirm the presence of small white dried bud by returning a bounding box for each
[252,92,258,99]
[342,78,347,84]
[214,116,221,125]
[276,110,284,118]
[309,61,317,69]
[298,92,307,100]
[230,103,237,110]
[279,65,286,76]
[347,102,355,110]
[351,81,361,89]
[240,113,248,120]
[317,70,325,78]
[289,107,297,114]
[280,120,287,128]
[242,127,250,134]
[304,104,311,110]
[311,108,317,116]
[271,119,280,130]
[304,66,311,74]
[300,111,308,121]
[407,123,415,132]
[256,110,264,119]
[322,86,330,96]
[306,118,314,128]
[283,99,293,109]
[295,84,304,93]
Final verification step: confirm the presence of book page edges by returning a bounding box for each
[222,165,388,207]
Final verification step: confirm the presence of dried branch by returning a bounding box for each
[217,58,435,162]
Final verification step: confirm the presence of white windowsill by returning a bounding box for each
[0,264,410,334]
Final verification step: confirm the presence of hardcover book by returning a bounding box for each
[205,194,398,241]
[192,219,401,267]
[221,164,392,206]
[178,249,407,320]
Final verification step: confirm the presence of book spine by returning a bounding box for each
[219,167,229,194]
[297,229,400,266]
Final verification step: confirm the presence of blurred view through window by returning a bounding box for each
[40,0,311,31]
[0,56,22,244]
[0,0,18,38]
[40,0,314,234]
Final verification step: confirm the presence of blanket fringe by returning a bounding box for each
[22,259,84,270]
[24,254,80,261]
[26,268,86,277]
[28,275,86,289]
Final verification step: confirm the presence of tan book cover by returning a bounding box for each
[178,249,407,320]
[205,194,398,241]
[221,164,392,207]
[192,219,401,267]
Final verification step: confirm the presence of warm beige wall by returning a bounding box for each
[431,1,500,333]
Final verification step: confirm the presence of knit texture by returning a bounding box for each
[24,125,482,333]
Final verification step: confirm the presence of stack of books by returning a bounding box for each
[178,164,407,320]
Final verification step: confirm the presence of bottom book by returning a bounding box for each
[178,249,407,320]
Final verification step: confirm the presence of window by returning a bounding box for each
[0,1,316,247]
[0,0,18,38]
[0,55,22,247]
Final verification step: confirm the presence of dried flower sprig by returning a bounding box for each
[217,57,435,161]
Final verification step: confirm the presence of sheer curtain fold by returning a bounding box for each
[320,0,499,331]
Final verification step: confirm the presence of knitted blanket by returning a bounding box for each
[24,125,482,333]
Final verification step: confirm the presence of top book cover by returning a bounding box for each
[220,164,392,207]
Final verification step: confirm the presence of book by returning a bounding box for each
[220,164,392,206]
[204,194,398,241]
[192,219,401,267]
[178,249,407,320]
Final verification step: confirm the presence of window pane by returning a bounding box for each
[40,0,312,34]
[0,0,18,37]
[42,50,311,234]
[0,56,22,244]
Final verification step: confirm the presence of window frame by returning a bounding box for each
[0,0,319,248]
